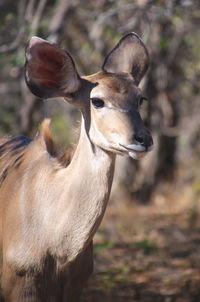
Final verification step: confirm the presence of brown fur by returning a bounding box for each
[0,121,91,302]
[0,33,152,302]
[0,135,31,187]
[0,120,72,185]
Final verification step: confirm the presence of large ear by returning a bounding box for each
[25,37,81,99]
[102,32,149,85]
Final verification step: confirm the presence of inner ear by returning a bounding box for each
[25,37,81,99]
[102,32,149,85]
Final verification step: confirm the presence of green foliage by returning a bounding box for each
[0,108,14,136]
[51,116,72,150]
[188,206,199,228]
[194,182,200,196]
[11,54,25,67]
[94,241,115,254]
[5,13,14,22]
[82,42,93,52]
[135,239,158,255]
[172,15,182,26]
[98,266,130,291]
[38,23,49,37]
[188,147,200,228]
[104,27,116,39]
[27,26,36,35]
[196,149,200,160]
[103,27,121,45]
[160,38,169,51]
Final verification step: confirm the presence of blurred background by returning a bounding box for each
[0,0,200,301]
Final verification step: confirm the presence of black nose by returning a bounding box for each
[134,132,153,149]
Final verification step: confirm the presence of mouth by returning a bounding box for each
[112,143,153,159]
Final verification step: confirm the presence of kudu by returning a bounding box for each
[0,33,153,301]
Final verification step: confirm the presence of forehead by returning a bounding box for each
[86,71,140,108]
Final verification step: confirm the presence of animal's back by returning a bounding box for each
[0,118,68,195]
[0,135,31,187]
[0,131,92,301]
[0,120,75,301]
[0,135,31,301]
[0,123,51,297]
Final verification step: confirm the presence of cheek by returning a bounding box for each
[91,112,109,137]
[93,111,133,142]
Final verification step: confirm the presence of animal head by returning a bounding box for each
[25,33,153,159]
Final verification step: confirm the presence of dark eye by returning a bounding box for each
[138,96,148,107]
[91,98,105,109]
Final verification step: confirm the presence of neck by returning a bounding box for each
[53,111,116,263]
[4,113,116,270]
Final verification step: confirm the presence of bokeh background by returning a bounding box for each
[0,0,200,301]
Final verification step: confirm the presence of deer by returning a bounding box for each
[0,33,153,301]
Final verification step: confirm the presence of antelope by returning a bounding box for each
[0,33,153,301]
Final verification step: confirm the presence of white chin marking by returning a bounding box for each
[126,144,146,152]
[128,151,146,160]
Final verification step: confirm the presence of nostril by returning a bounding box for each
[134,134,145,144]
[134,133,153,149]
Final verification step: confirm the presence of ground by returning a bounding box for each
[82,185,200,302]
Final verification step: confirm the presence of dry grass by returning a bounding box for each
[82,184,200,302]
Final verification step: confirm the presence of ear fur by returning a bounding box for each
[25,37,81,99]
[102,32,149,85]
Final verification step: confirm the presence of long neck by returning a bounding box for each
[53,110,116,262]
[2,113,116,270]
